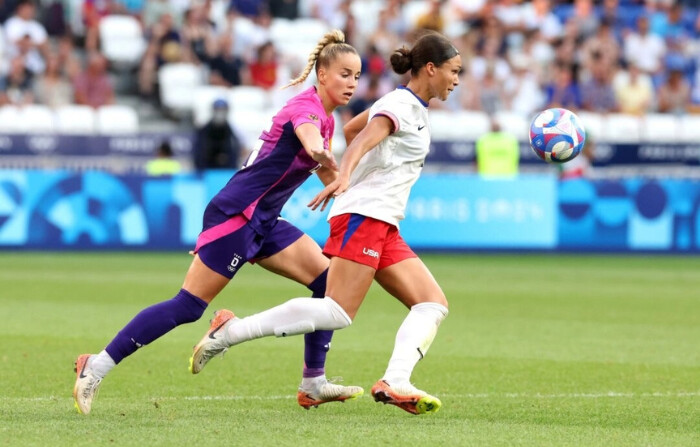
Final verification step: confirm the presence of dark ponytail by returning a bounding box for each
[389,32,459,76]
[390,47,413,75]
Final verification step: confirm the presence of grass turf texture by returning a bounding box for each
[0,252,698,447]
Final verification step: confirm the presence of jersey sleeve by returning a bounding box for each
[368,93,405,134]
[289,97,324,131]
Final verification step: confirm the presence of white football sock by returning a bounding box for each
[382,302,448,385]
[301,375,327,390]
[90,350,116,379]
[226,297,351,345]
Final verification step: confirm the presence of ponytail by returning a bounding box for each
[283,29,357,88]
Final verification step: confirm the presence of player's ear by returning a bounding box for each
[317,67,327,84]
[425,62,436,76]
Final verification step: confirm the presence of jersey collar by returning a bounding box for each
[398,85,429,108]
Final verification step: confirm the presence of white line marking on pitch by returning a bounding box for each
[8,391,699,402]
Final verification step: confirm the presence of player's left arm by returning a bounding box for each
[295,123,338,171]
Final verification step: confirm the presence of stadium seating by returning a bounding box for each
[55,105,97,134]
[96,105,139,134]
[19,105,56,134]
[0,106,22,133]
[99,15,146,68]
[679,115,700,144]
[601,114,642,143]
[576,112,604,141]
[494,111,529,141]
[158,63,205,113]
[228,86,271,112]
[230,109,276,147]
[640,114,681,143]
[429,110,491,141]
[192,85,231,128]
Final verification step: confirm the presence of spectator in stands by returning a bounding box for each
[268,0,299,20]
[138,12,182,97]
[545,63,581,110]
[33,53,73,108]
[142,0,178,30]
[580,51,617,113]
[657,68,691,115]
[475,118,519,178]
[73,52,114,108]
[503,52,545,117]
[449,0,488,27]
[4,0,49,74]
[568,0,599,40]
[0,0,19,23]
[83,0,120,52]
[580,19,620,74]
[41,0,66,36]
[0,56,34,105]
[415,0,445,33]
[348,76,381,117]
[368,7,401,56]
[193,99,244,170]
[181,4,217,66]
[146,140,182,176]
[613,61,654,115]
[624,15,666,81]
[521,0,563,43]
[229,0,265,18]
[57,35,81,81]
[249,40,277,90]
[209,29,246,87]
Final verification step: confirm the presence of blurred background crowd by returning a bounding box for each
[1,0,699,131]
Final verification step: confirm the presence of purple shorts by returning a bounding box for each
[194,203,304,279]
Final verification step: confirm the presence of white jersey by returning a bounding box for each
[328,87,430,227]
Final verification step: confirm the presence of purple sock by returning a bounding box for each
[303,269,333,377]
[105,289,207,364]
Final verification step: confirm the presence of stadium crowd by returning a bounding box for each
[0,0,699,123]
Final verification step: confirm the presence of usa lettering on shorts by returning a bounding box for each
[363,247,379,259]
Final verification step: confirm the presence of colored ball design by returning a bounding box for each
[529,108,586,163]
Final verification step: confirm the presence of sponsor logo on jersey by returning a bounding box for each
[363,247,379,258]
[309,114,319,121]
[417,124,426,131]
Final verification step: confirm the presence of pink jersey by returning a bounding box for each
[210,86,335,233]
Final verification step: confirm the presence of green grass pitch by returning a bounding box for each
[0,252,698,446]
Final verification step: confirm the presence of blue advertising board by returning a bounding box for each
[1,170,699,252]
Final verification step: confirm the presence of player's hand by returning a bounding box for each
[308,177,349,212]
[309,147,338,171]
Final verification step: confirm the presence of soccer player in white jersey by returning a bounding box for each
[191,32,461,415]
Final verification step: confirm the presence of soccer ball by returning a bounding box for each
[529,108,586,163]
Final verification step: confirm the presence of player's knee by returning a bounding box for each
[323,296,353,330]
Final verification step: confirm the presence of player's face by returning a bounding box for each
[320,52,362,107]
[432,55,462,101]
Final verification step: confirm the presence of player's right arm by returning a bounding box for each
[295,123,338,171]
[309,115,393,211]
[343,109,370,145]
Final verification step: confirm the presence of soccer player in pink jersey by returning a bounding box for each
[73,30,363,415]
[191,32,461,415]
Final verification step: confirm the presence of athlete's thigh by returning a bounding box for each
[257,232,329,286]
[374,257,448,309]
[325,257,376,319]
[181,254,230,303]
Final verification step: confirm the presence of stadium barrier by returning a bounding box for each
[0,134,699,168]
[0,170,698,252]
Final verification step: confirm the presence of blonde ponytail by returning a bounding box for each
[283,29,356,89]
